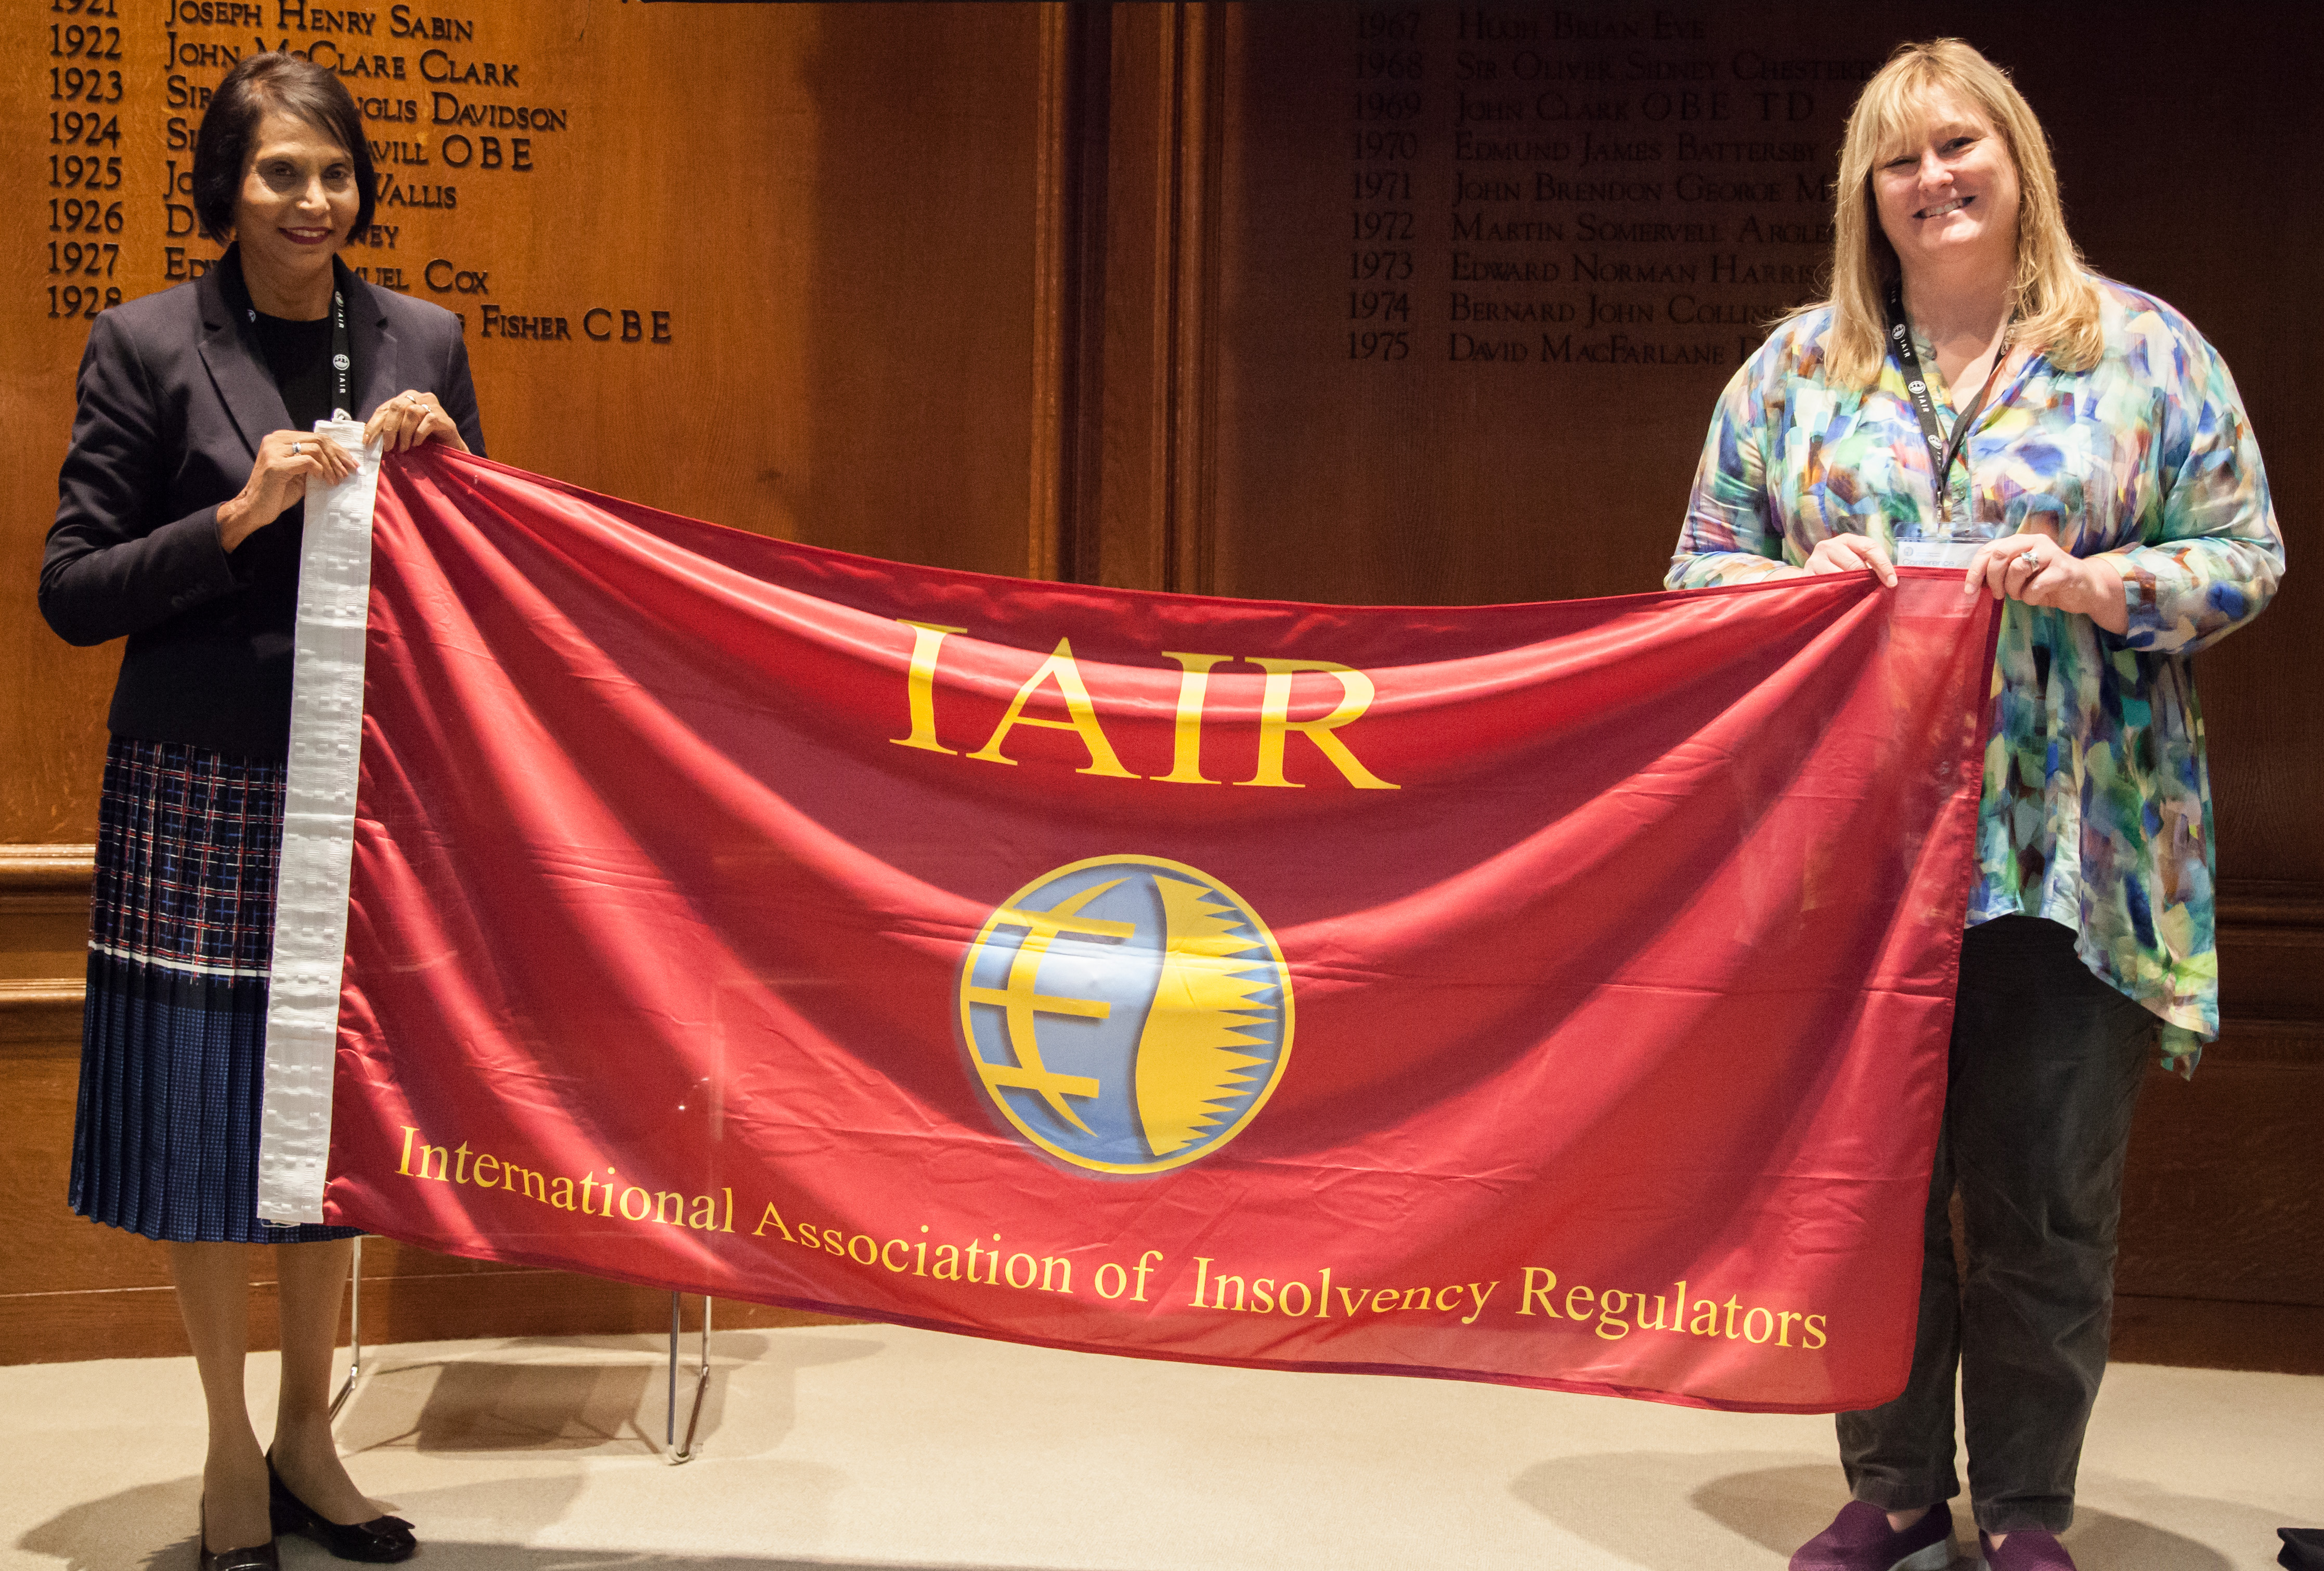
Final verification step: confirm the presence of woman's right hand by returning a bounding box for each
[1800,533,1899,588]
[216,430,358,552]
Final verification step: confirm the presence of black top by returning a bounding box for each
[39,248,484,759]
[198,299,337,753]
[251,310,336,435]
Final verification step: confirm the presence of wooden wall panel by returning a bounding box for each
[1203,3,2320,616]
[2,1,1050,848]
[4,2,2319,1374]
[2,2,1057,1360]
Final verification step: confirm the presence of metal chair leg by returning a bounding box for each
[328,1235,363,1421]
[666,1291,713,1464]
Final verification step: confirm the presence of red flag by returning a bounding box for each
[264,444,1997,1413]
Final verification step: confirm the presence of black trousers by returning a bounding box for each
[1838,915,2157,1535]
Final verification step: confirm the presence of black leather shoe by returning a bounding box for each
[265,1455,417,1564]
[198,1500,281,1571]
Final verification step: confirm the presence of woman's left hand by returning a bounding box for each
[1962,522,2129,634]
[363,389,469,455]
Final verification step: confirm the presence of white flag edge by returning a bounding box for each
[257,421,382,1225]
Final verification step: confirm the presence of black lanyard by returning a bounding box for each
[328,285,352,421]
[1885,279,2009,525]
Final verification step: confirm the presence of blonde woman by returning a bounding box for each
[1669,38,2282,1571]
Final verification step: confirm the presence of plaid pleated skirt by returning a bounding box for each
[69,737,359,1243]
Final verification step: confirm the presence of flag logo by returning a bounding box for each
[959,856,1294,1174]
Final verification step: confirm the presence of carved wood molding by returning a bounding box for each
[0,846,92,1028]
[1080,1,1223,595]
[0,980,82,1007]
[0,845,95,892]
[1159,0,1223,597]
[2216,878,2324,930]
[1027,2,1075,583]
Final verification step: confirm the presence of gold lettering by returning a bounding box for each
[1153,651,1232,783]
[932,1243,963,1281]
[548,1175,576,1211]
[1517,1266,1561,1316]
[752,1201,798,1240]
[967,638,1138,778]
[1236,659,1398,789]
[687,1193,718,1229]
[890,621,966,754]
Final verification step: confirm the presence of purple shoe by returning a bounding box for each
[1979,1528,2076,1570]
[1791,1501,1956,1571]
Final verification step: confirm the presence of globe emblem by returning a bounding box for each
[332,353,350,370]
[958,856,1294,1174]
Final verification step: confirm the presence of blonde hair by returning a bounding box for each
[1821,38,2103,386]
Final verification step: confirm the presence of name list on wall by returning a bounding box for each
[1211,2,1913,607]
[1339,4,1877,372]
[31,0,670,348]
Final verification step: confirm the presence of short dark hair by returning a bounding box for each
[192,53,376,245]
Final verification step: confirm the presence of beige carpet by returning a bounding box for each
[3,1322,2316,1569]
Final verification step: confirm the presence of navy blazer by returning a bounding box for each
[39,248,485,759]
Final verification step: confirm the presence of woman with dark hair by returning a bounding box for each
[1669,38,2281,1571]
[40,50,482,1571]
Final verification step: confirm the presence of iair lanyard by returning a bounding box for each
[328,285,352,420]
[1885,279,2011,525]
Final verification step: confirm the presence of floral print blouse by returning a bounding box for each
[1669,278,2283,1071]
